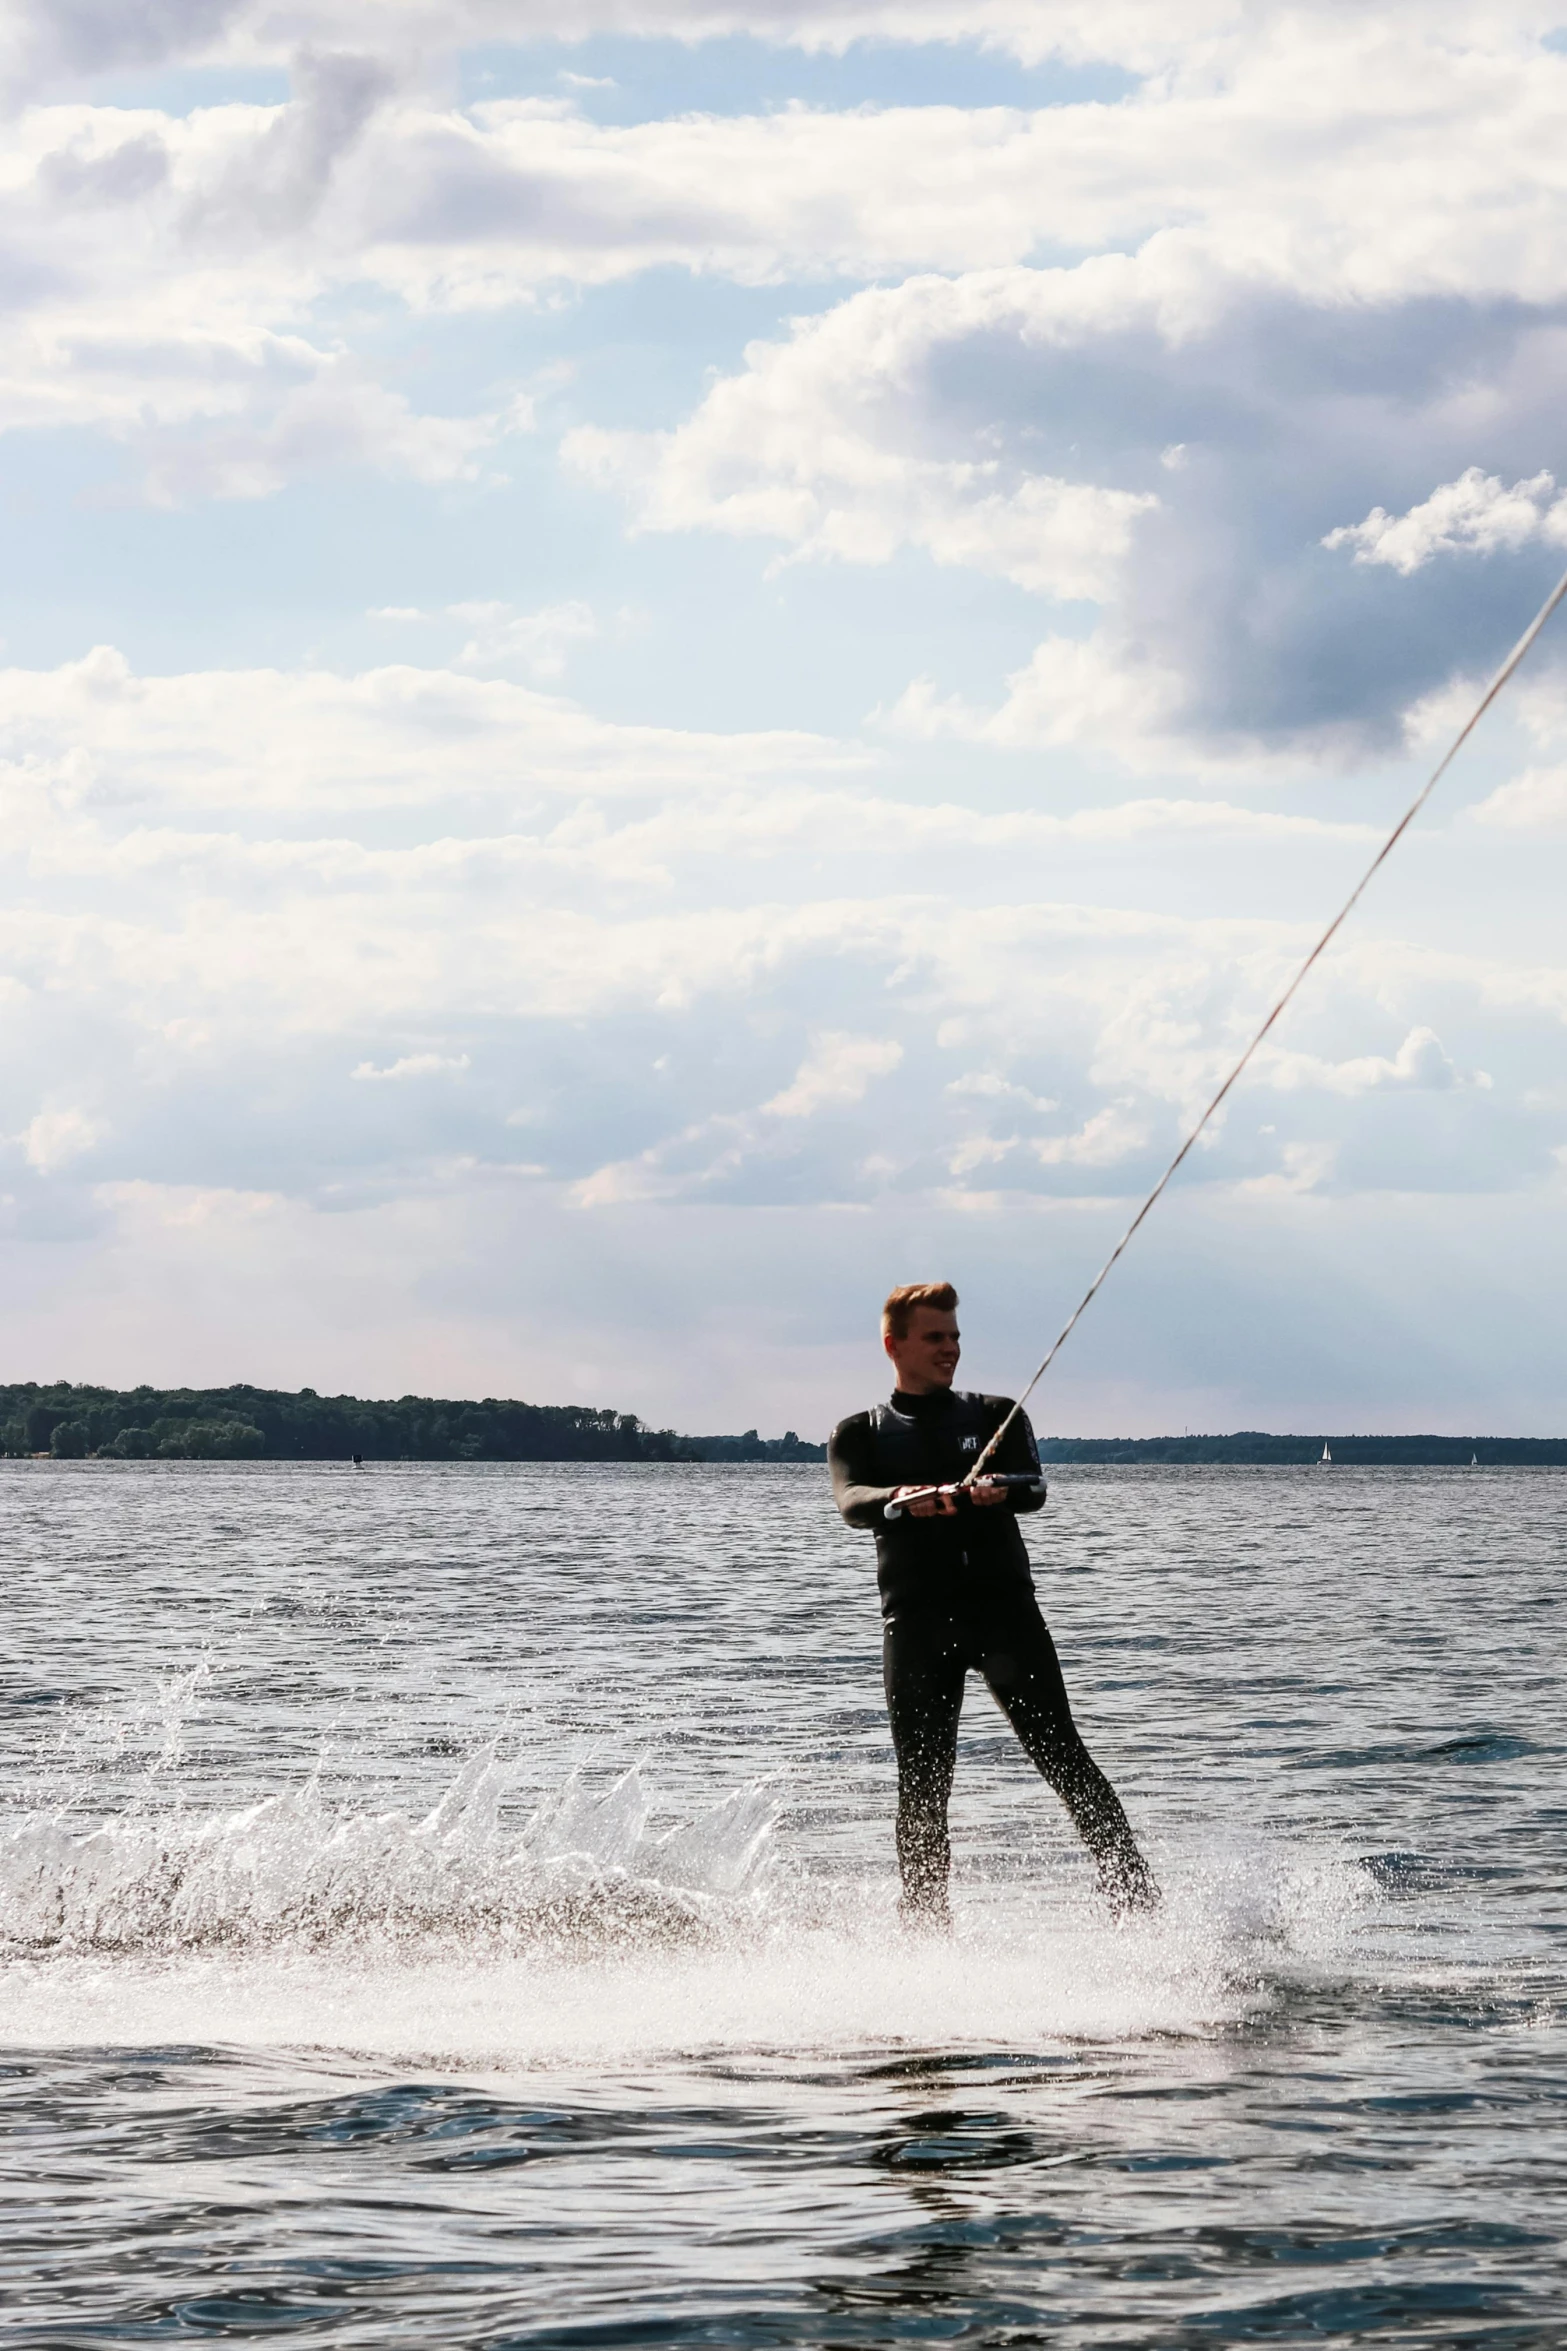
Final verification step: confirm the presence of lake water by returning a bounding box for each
[0,1459,1563,2346]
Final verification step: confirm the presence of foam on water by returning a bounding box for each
[0,1751,776,1957]
[0,1750,1374,2073]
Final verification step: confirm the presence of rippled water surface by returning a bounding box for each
[1,1459,1563,2346]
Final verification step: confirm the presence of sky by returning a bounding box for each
[4,0,1567,1438]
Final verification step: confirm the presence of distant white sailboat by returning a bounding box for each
[1320,1442,1332,1464]
[1470,1452,1479,1468]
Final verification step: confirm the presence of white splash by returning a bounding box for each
[0,1747,1386,2076]
[0,1754,778,1958]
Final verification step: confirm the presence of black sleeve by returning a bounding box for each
[983,1398,1047,1514]
[828,1414,896,1530]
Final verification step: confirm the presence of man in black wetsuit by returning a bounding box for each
[829,1280,1156,1926]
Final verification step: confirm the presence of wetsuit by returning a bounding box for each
[829,1389,1153,1918]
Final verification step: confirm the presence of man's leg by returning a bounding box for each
[977,1593,1157,1912]
[882,1611,966,1924]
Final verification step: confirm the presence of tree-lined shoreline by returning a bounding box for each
[0,1382,824,1464]
[2,1383,1561,1466]
[1037,1433,1567,1465]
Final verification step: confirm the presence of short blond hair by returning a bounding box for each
[882,1281,958,1339]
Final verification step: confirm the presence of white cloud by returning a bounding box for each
[134,373,527,506]
[369,600,598,678]
[0,628,1561,1428]
[947,1130,1018,1177]
[6,1,1559,91]
[19,1105,106,1171]
[563,243,1567,754]
[1031,1102,1148,1166]
[0,76,532,496]
[595,782,1377,861]
[574,1030,905,1205]
[352,1052,471,1080]
[571,408,1156,600]
[1260,1025,1486,1095]
[762,1031,903,1117]
[948,1071,1059,1112]
[0,644,856,817]
[884,635,1199,765]
[561,267,1174,602]
[1324,469,1567,576]
[449,601,598,679]
[1232,1138,1339,1197]
[0,10,1565,792]
[2,644,1559,1161]
[6,14,1567,512]
[0,0,1150,96]
[1469,765,1567,833]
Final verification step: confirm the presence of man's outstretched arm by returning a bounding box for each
[828,1415,897,1528]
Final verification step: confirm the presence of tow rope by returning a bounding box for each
[965,559,1567,1485]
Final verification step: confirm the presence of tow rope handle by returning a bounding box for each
[885,1473,1046,1521]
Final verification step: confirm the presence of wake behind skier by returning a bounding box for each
[829,1281,1156,1927]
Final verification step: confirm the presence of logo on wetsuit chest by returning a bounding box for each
[960,1435,979,1451]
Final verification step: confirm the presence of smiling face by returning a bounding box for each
[884,1304,961,1395]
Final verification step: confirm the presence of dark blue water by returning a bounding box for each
[0,1461,1562,2345]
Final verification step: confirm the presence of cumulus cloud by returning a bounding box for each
[573,1030,905,1204]
[1325,469,1567,576]
[0,0,1257,99]
[948,1071,1059,1112]
[6,0,1559,98]
[762,1031,902,1117]
[0,643,854,816]
[450,602,597,678]
[1232,1138,1339,1197]
[369,600,597,677]
[1469,764,1567,833]
[573,250,1567,755]
[19,1106,106,1172]
[352,1052,472,1079]
[569,405,1158,601]
[0,643,1558,1149]
[4,13,1567,492]
[1031,1102,1148,1167]
[0,75,532,495]
[192,46,397,239]
[884,635,1192,764]
[1261,1025,1488,1095]
[0,628,1563,1447]
[133,374,527,505]
[3,635,1538,1211]
[0,13,1566,760]
[18,38,1565,318]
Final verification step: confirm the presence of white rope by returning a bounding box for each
[965,558,1567,1484]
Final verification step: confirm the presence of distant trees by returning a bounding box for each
[8,1387,1551,1468]
[24,1402,60,1451]
[144,1419,266,1458]
[0,1381,735,1463]
[679,1428,825,1462]
[1035,1433,1567,1464]
[101,1426,154,1459]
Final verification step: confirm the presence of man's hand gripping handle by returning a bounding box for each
[884,1473,1046,1521]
